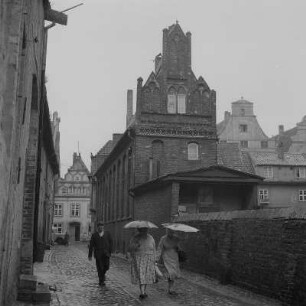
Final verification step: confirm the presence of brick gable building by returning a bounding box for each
[91,23,262,253]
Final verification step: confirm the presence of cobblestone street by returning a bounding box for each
[17,243,282,306]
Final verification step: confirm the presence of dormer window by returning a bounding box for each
[167,87,186,114]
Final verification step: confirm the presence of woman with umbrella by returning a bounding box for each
[157,223,198,295]
[125,220,157,300]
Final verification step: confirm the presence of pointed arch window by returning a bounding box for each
[188,142,199,160]
[167,87,176,113]
[167,87,186,114]
[177,87,186,114]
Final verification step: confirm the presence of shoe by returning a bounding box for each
[99,281,105,286]
[168,291,177,295]
[139,294,148,299]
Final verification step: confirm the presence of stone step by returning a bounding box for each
[18,275,51,304]
[19,274,38,291]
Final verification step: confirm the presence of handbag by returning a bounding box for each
[177,249,187,263]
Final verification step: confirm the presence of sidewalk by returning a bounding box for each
[14,243,281,306]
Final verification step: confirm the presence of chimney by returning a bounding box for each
[73,152,77,163]
[277,125,285,159]
[279,125,284,135]
[224,111,230,122]
[155,54,162,73]
[112,133,122,145]
[126,90,133,128]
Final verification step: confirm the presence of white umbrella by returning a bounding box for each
[124,220,158,229]
[162,223,199,233]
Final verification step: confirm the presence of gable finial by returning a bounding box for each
[176,19,179,24]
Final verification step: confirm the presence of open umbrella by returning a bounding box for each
[162,223,199,233]
[124,220,158,229]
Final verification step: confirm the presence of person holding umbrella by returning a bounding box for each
[157,223,199,295]
[125,220,157,300]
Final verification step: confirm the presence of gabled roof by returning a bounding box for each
[167,22,185,36]
[143,72,159,88]
[232,98,252,104]
[67,153,89,175]
[97,140,114,156]
[131,165,263,196]
[217,142,255,174]
[248,151,306,166]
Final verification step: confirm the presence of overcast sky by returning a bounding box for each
[47,0,306,175]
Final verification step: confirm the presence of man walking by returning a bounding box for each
[88,221,113,286]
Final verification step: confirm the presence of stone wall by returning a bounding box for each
[174,205,306,305]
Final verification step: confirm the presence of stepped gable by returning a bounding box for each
[135,22,217,140]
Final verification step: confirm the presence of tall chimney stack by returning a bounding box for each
[126,89,133,128]
[277,125,285,160]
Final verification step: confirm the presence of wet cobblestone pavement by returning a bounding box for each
[20,243,281,306]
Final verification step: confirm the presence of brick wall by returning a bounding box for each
[174,206,306,305]
[0,1,48,304]
[134,136,217,186]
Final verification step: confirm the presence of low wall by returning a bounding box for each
[174,205,306,305]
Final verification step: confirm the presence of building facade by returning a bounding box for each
[0,1,66,304]
[217,98,275,150]
[91,23,262,253]
[53,153,91,242]
[248,150,306,208]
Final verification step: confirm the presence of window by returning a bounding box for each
[299,190,306,201]
[167,87,186,114]
[177,87,186,114]
[296,167,306,178]
[61,187,67,194]
[71,203,80,217]
[239,124,248,132]
[54,204,63,217]
[188,143,198,160]
[167,88,176,113]
[53,223,63,234]
[240,140,248,148]
[264,166,273,178]
[259,189,269,202]
[261,141,268,149]
[240,109,245,116]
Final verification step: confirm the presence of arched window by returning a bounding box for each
[188,143,199,160]
[177,87,186,114]
[167,87,176,113]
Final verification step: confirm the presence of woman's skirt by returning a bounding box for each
[131,253,156,285]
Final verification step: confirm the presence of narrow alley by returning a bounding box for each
[20,243,281,306]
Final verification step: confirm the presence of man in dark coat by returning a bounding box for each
[88,221,113,286]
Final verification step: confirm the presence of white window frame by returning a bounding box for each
[188,143,199,160]
[71,203,80,217]
[259,189,269,202]
[296,167,306,178]
[54,203,63,217]
[264,166,273,178]
[299,190,306,201]
[53,223,63,234]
